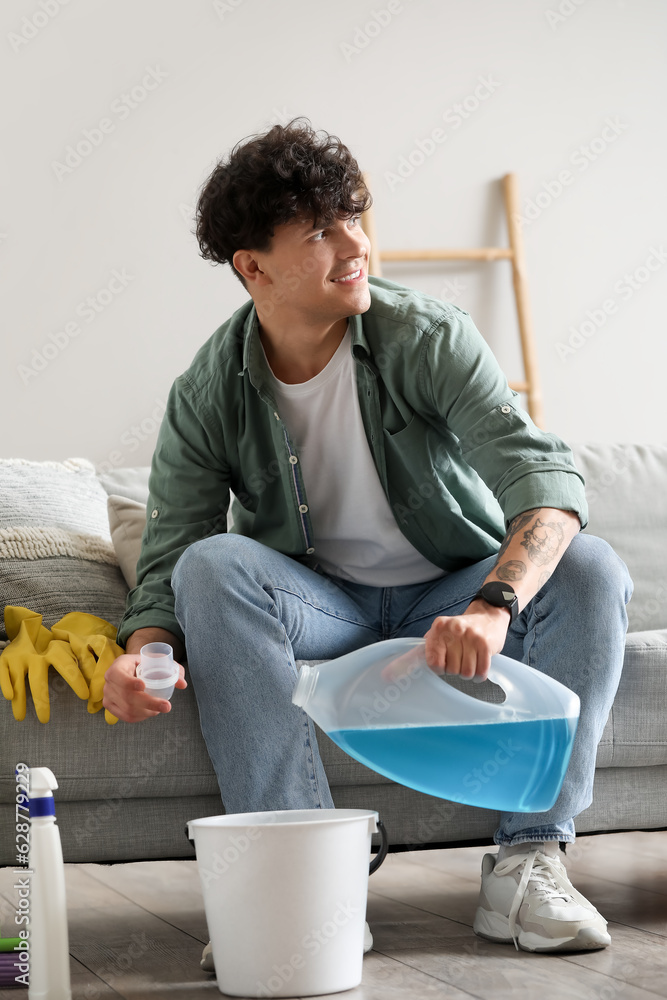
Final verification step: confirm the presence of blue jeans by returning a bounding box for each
[172,532,632,846]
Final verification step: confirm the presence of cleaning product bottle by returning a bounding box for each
[28,767,72,1000]
[292,638,580,813]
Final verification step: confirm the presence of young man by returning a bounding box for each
[104,119,632,957]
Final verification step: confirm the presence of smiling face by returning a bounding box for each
[234,212,372,328]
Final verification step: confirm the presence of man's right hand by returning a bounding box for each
[103,653,187,722]
[103,628,187,723]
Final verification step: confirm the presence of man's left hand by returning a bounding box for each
[423,602,510,680]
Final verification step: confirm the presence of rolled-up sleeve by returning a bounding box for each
[422,305,588,530]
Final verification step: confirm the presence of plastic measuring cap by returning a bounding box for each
[137,642,178,701]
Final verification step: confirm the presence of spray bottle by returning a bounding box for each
[28,767,72,1000]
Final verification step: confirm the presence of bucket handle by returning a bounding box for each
[185,817,389,875]
[369,818,388,875]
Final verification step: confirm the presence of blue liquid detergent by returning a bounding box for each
[329,716,578,813]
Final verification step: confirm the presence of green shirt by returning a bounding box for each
[117,276,587,646]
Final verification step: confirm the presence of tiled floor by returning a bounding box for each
[0,830,665,998]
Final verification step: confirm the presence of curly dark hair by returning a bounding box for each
[195,117,372,286]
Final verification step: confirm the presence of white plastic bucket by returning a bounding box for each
[187,809,384,997]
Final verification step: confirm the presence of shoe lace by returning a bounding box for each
[498,850,590,950]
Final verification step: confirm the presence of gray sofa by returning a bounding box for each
[1,443,666,865]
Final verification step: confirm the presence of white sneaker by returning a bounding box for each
[200,922,373,972]
[200,941,215,972]
[473,843,611,953]
[363,920,374,953]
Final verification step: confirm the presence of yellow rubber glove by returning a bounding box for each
[50,612,123,725]
[0,607,89,723]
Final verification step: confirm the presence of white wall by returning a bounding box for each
[3,0,666,471]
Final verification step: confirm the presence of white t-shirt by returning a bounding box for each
[266,326,446,587]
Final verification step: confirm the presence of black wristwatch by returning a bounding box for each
[471,581,519,622]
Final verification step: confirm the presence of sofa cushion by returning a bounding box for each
[0,673,218,800]
[107,495,147,589]
[98,467,151,590]
[98,466,151,504]
[0,458,129,639]
[4,630,663,807]
[596,629,667,768]
[571,443,667,633]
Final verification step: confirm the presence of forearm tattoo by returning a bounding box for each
[496,559,526,581]
[521,516,565,566]
[494,508,566,580]
[496,508,539,560]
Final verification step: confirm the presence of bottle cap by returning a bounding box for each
[29,767,58,818]
[29,767,58,796]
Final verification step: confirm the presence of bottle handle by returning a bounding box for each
[404,639,579,720]
[487,652,580,719]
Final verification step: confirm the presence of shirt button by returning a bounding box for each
[289,455,298,465]
[151,509,159,518]
[306,547,315,555]
[501,405,511,414]
[273,411,280,421]
[298,504,309,514]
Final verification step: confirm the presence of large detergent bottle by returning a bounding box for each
[292,638,580,813]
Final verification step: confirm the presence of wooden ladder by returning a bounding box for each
[360,173,544,428]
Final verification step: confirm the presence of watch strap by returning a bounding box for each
[472,582,519,623]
